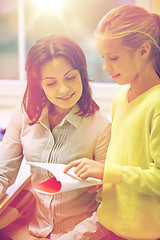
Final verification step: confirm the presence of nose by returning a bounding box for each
[58,82,69,94]
[103,59,112,72]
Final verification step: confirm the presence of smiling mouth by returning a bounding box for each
[57,93,75,101]
[112,74,120,79]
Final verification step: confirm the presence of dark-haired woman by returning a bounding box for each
[0,34,111,239]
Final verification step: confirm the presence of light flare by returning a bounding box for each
[37,0,64,13]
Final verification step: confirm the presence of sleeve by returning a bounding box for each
[104,114,160,196]
[0,104,24,199]
[94,117,111,162]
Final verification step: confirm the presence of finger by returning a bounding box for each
[74,162,90,178]
[64,160,81,173]
[75,159,91,174]
[74,161,85,174]
[78,170,90,180]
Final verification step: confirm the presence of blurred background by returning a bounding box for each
[0,0,136,82]
[0,0,159,113]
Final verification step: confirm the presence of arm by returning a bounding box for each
[0,105,24,200]
[104,115,160,196]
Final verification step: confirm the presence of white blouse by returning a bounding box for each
[0,104,111,239]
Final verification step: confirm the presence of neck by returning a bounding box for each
[128,64,160,103]
[50,104,70,117]
[49,105,71,130]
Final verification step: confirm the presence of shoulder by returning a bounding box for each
[147,85,160,102]
[10,103,23,119]
[145,85,160,116]
[112,86,129,113]
[113,86,129,102]
[77,111,111,142]
[81,110,111,133]
[93,110,111,124]
[9,103,30,127]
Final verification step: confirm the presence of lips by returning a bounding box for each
[57,93,75,101]
[112,74,120,79]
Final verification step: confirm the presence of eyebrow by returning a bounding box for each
[42,77,56,80]
[42,69,75,81]
[104,52,117,55]
[64,69,75,76]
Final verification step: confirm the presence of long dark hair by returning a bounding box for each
[23,34,99,125]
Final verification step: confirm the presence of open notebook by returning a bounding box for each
[0,159,32,229]
[27,162,102,195]
[0,160,31,215]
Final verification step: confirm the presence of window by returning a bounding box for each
[0,0,152,112]
[0,0,18,80]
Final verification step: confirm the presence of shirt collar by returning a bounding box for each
[39,104,83,129]
[39,104,50,128]
[59,105,83,129]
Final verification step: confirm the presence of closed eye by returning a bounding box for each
[110,57,118,61]
[65,76,76,80]
[46,82,56,86]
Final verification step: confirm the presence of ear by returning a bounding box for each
[139,42,150,60]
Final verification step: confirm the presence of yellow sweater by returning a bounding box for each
[97,85,160,239]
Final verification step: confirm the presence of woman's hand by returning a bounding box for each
[64,158,104,180]
[85,184,102,194]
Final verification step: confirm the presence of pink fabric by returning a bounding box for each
[50,212,109,240]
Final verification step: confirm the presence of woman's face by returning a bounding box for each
[40,56,83,113]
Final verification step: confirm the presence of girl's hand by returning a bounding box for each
[64,158,104,180]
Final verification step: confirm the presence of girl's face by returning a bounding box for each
[96,35,141,85]
[40,56,83,113]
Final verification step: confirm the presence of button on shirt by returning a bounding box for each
[0,104,111,238]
